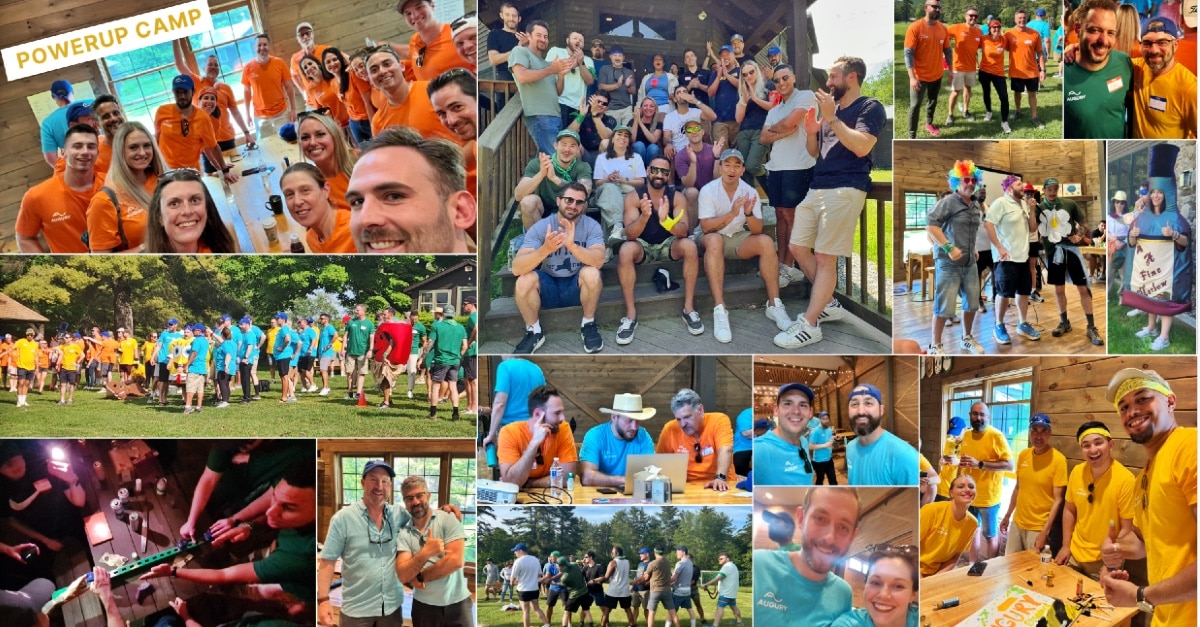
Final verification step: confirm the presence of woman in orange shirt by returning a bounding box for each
[87,121,165,253]
[323,48,372,147]
[144,169,237,253]
[280,163,356,253]
[979,18,1014,132]
[298,112,358,212]
[299,55,350,129]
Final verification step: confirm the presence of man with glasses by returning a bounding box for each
[1100,368,1196,626]
[498,385,579,488]
[657,388,736,491]
[242,34,297,138]
[927,160,985,355]
[904,0,952,137]
[154,75,235,181]
[753,383,817,486]
[395,476,472,627]
[761,64,816,287]
[397,0,473,82]
[1064,0,1130,138]
[289,22,329,107]
[564,93,614,166]
[663,84,717,163]
[844,383,919,486]
[1054,420,1137,579]
[957,401,1015,560]
[1000,413,1067,557]
[1130,17,1196,138]
[945,8,984,126]
[511,180,605,354]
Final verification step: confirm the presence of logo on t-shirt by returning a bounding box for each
[51,211,73,223]
[757,591,788,612]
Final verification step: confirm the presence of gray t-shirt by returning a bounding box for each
[522,214,605,277]
[672,558,693,596]
[510,46,561,118]
[396,512,470,606]
[598,64,636,110]
[927,192,981,266]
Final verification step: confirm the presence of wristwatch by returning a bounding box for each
[1137,586,1154,613]
[417,571,426,583]
[714,473,727,481]
[977,460,985,469]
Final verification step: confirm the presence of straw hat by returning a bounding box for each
[600,393,657,421]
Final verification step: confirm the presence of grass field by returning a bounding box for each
[893,22,1063,139]
[1106,288,1197,355]
[0,374,478,438]
[477,586,755,627]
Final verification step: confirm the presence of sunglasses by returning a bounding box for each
[1087,482,1094,504]
[797,448,812,474]
[438,67,475,81]
[161,167,202,181]
[692,442,703,464]
[180,118,190,138]
[369,517,395,545]
[683,126,703,133]
[648,166,672,175]
[416,45,427,67]
[298,107,333,120]
[1140,471,1149,510]
[559,196,587,207]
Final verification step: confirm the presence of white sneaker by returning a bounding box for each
[1001,122,1012,134]
[984,111,993,122]
[407,391,414,399]
[959,101,966,115]
[319,387,330,396]
[961,335,985,354]
[945,114,953,126]
[307,385,319,393]
[1127,308,1143,318]
[1135,326,1156,338]
[928,343,945,356]
[817,299,848,323]
[774,316,823,349]
[713,305,732,343]
[1151,336,1171,351]
[765,299,791,331]
[784,265,805,283]
[615,317,638,345]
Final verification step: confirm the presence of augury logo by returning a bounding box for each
[50,211,74,223]
[1066,91,1086,102]
[757,591,787,612]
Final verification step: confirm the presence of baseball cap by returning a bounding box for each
[172,75,195,92]
[767,46,782,56]
[512,542,529,552]
[1142,17,1181,37]
[464,295,477,305]
[591,38,605,47]
[849,383,882,404]
[1043,177,1060,187]
[731,34,744,41]
[1036,8,1047,16]
[720,45,734,54]
[719,148,745,163]
[612,124,632,135]
[609,45,624,55]
[1030,413,1052,428]
[305,317,314,324]
[362,459,395,478]
[947,416,966,436]
[50,80,73,98]
[296,21,314,34]
[451,15,477,39]
[777,382,814,403]
[25,328,36,336]
[167,318,179,326]
[276,312,289,321]
[239,317,252,325]
[66,102,92,124]
[638,547,651,555]
[279,123,297,143]
[1106,368,1174,404]
[676,545,688,552]
[443,304,455,317]
[818,411,830,418]
[550,550,562,558]
[556,129,581,144]
[1023,182,1036,192]
[101,331,111,337]
[1112,190,1128,201]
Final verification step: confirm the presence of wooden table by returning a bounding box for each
[906,251,935,302]
[516,481,752,505]
[206,134,311,253]
[1081,244,1106,279]
[919,550,1137,626]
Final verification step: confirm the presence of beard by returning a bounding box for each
[648,176,667,190]
[853,413,881,437]
[830,84,847,101]
[801,534,841,575]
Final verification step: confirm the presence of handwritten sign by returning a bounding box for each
[1131,239,1176,301]
[961,586,1054,627]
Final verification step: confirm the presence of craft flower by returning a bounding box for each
[1039,208,1072,242]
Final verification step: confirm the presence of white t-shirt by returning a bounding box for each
[763,89,817,171]
[593,153,647,183]
[512,554,542,591]
[698,178,761,237]
[546,47,594,110]
[663,107,703,152]
[985,194,1031,263]
[716,561,739,598]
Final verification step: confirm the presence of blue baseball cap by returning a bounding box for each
[221,314,232,321]
[753,418,773,430]
[767,46,782,56]
[167,318,179,326]
[1142,16,1181,38]
[73,332,82,338]
[1030,413,1052,428]
[279,123,297,142]
[638,547,651,555]
[50,80,73,98]
[947,416,966,437]
[172,74,195,92]
[512,542,529,552]
[1035,8,1046,16]
[777,383,814,403]
[239,317,252,325]
[276,312,289,321]
[849,383,882,404]
[609,45,624,55]
[720,45,734,54]
[66,101,92,124]
[362,460,395,478]
[100,331,111,337]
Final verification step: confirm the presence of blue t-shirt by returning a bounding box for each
[845,430,919,486]
[157,330,182,363]
[811,96,885,193]
[579,423,656,477]
[809,426,834,463]
[495,358,547,425]
[187,337,210,375]
[302,327,318,356]
[522,214,605,278]
[733,408,754,454]
[753,430,814,486]
[218,338,238,375]
[830,606,920,627]
[1029,18,1052,51]
[712,66,741,122]
[273,327,296,360]
[546,563,564,592]
[754,549,852,627]
[40,99,94,153]
[318,324,336,357]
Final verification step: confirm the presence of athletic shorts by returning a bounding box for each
[16,368,34,381]
[319,356,333,372]
[994,260,1033,298]
[767,168,814,210]
[60,370,79,385]
[276,361,291,377]
[431,364,459,383]
[631,237,679,263]
[1046,249,1088,286]
[519,590,540,602]
[565,594,593,612]
[969,502,1001,538]
[1010,76,1039,93]
[951,71,978,90]
[547,588,565,607]
[717,596,737,608]
[791,187,869,257]
[647,591,675,611]
[460,355,477,381]
[604,594,632,609]
[298,355,314,371]
[157,362,173,383]
[673,594,692,609]
[119,364,133,375]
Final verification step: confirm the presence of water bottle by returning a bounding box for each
[549,457,563,495]
[486,442,499,467]
[566,472,575,493]
[1040,545,1052,564]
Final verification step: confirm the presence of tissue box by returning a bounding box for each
[633,471,672,503]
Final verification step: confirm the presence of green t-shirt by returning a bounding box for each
[205,441,312,508]
[464,311,477,357]
[410,322,427,353]
[509,45,561,117]
[429,319,467,366]
[252,526,315,602]
[344,317,374,357]
[1064,51,1132,139]
[1039,196,1085,259]
[559,562,589,599]
[524,155,593,210]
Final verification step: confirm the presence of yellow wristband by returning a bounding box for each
[660,212,683,231]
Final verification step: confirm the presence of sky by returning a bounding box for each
[809,2,894,78]
[490,505,753,526]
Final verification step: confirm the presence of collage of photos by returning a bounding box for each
[0,0,1197,626]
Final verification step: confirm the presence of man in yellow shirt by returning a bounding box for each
[117,328,139,385]
[1000,413,1067,555]
[957,402,1014,560]
[5,329,40,407]
[1055,420,1136,579]
[1101,369,1196,626]
[1130,17,1197,139]
[58,334,85,405]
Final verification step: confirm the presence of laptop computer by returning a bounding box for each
[623,453,688,495]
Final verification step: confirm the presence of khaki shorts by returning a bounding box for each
[952,71,978,90]
[791,187,868,257]
[636,237,679,263]
[721,229,753,259]
[348,354,370,380]
[1004,525,1042,556]
[185,373,206,395]
[630,589,648,609]
[371,360,404,388]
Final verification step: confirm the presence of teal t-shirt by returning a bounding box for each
[1064,51,1132,139]
[809,426,834,463]
[410,322,427,353]
[845,430,919,486]
[318,324,336,357]
[754,549,852,627]
[830,606,920,627]
[187,337,209,375]
[753,430,814,486]
[273,327,295,360]
[301,327,318,356]
[579,423,656,477]
[320,502,412,617]
[494,358,547,425]
[157,330,182,363]
[396,512,470,606]
[429,319,467,366]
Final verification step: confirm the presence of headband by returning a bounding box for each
[1077,427,1112,445]
[1112,377,1173,409]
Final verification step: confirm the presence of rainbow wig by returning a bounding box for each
[947,160,982,191]
[1001,174,1020,192]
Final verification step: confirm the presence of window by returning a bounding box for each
[451,458,477,564]
[942,367,1034,506]
[903,192,938,255]
[391,456,442,506]
[340,456,377,504]
[418,289,452,312]
[456,286,476,312]
[102,3,261,129]
[599,13,676,41]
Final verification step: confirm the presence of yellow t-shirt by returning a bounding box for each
[118,338,138,366]
[1066,460,1137,563]
[13,338,39,371]
[919,453,933,474]
[920,500,979,576]
[959,427,1012,507]
[1013,447,1068,532]
[936,438,961,499]
[142,340,156,362]
[266,327,280,358]
[1131,58,1198,140]
[1136,427,1197,627]
[59,343,83,371]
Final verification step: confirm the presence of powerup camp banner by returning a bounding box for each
[2,1,213,81]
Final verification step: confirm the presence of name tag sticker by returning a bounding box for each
[1150,95,1167,111]
[701,446,715,456]
[1107,76,1124,92]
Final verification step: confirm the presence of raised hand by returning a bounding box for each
[803,106,820,135]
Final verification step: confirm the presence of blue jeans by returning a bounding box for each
[349,118,373,145]
[501,581,514,601]
[525,115,562,155]
[633,141,661,164]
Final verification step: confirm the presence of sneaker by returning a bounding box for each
[782,264,805,283]
[765,299,791,331]
[1030,290,1044,303]
[1087,326,1104,346]
[1031,118,1045,129]
[948,313,961,325]
[287,396,299,403]
[1001,122,1012,134]
[615,317,638,345]
[608,222,626,246]
[1151,336,1171,351]
[1135,326,1156,338]
[216,402,230,409]
[713,305,732,343]
[961,335,985,354]
[147,397,156,405]
[343,393,354,400]
[682,310,704,335]
[924,123,941,137]
[1051,320,1072,337]
[928,343,945,356]
[319,387,330,396]
[377,402,392,409]
[183,407,194,415]
[252,395,262,401]
[774,316,823,348]
[307,385,319,393]
[818,299,848,323]
[1010,110,1021,121]
[514,329,545,354]
[581,322,604,353]
[994,324,1012,344]
[1017,322,1041,340]
[963,111,975,121]
[407,391,414,399]
[1127,308,1143,318]
[958,101,966,115]
[58,401,66,406]
[984,111,993,122]
[945,114,953,126]
[776,267,791,288]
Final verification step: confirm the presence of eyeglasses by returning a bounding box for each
[648,166,672,175]
[415,46,427,67]
[1140,38,1175,48]
[369,517,395,545]
[180,118,190,138]
[692,442,703,464]
[559,196,587,207]
[966,13,979,19]
[1087,482,1094,504]
[402,491,429,504]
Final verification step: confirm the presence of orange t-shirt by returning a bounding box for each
[343,72,373,122]
[407,24,473,82]
[242,56,292,117]
[306,208,356,253]
[86,175,156,252]
[498,421,578,482]
[16,171,104,253]
[904,19,950,82]
[100,338,118,364]
[1006,27,1043,79]
[154,105,217,169]
[0,341,10,367]
[947,23,983,72]
[53,138,112,179]
[371,81,462,144]
[306,78,349,126]
[655,412,737,483]
[291,45,331,107]
[979,32,1015,76]
[327,171,352,212]
[37,347,51,369]
[186,71,239,143]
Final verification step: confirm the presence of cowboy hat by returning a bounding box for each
[600,393,657,421]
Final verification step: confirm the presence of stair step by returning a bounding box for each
[496,253,784,295]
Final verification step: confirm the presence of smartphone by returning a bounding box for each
[967,561,988,576]
[597,487,619,494]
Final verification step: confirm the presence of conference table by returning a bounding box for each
[516,481,752,505]
[204,134,312,253]
[919,550,1137,626]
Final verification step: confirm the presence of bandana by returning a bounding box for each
[1111,377,1174,409]
[1077,426,1112,445]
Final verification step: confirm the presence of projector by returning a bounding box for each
[477,479,520,504]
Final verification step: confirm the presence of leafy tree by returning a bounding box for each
[863,64,895,107]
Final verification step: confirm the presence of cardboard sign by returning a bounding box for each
[1130,238,1177,301]
[961,586,1054,626]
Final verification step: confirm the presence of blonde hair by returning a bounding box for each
[741,60,766,100]
[107,122,165,210]
[298,112,357,180]
[1115,4,1141,56]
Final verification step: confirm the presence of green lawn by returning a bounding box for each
[0,375,478,438]
[477,586,755,627]
[1106,288,1197,355]
[893,22,1063,139]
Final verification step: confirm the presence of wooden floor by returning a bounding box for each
[893,277,1108,355]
